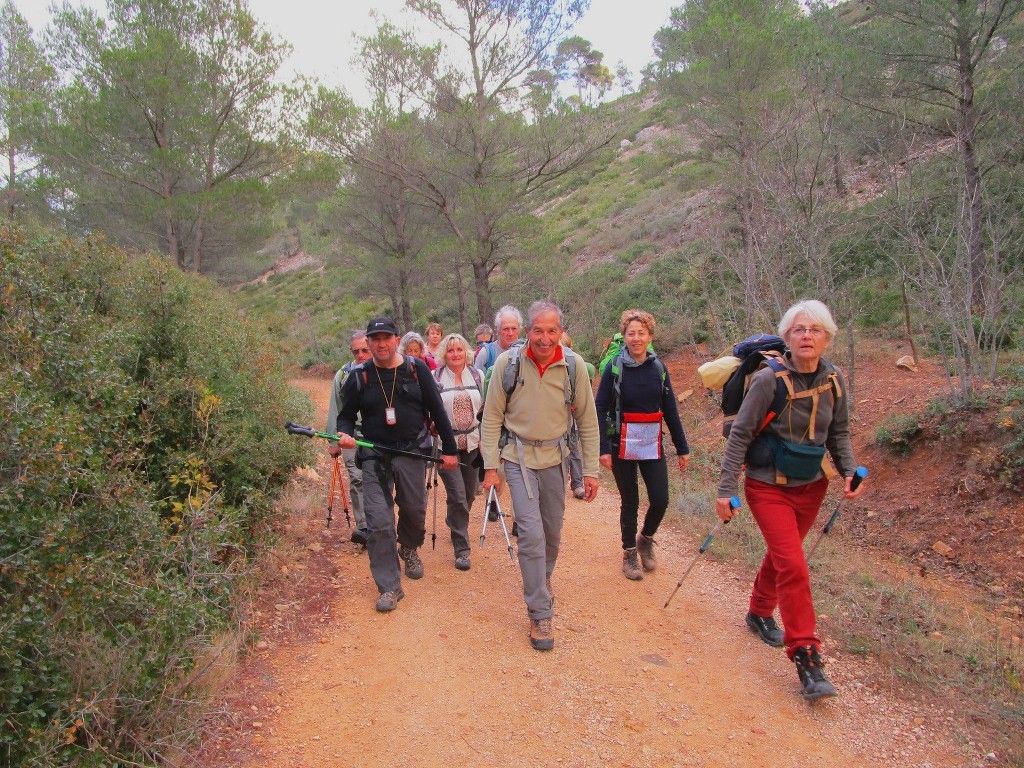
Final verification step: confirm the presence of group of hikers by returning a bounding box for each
[325,298,866,701]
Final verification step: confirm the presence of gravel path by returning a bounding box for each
[193,377,987,768]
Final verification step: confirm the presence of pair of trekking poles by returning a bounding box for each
[286,421,471,543]
[663,466,868,608]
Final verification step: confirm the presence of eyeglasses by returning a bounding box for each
[791,326,826,338]
[351,347,370,354]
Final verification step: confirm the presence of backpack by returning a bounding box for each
[602,351,669,438]
[433,365,483,440]
[481,339,526,400]
[476,339,506,373]
[433,364,483,393]
[488,341,580,448]
[598,334,656,377]
[598,334,624,377]
[712,334,840,439]
[351,357,434,447]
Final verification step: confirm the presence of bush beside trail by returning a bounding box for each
[0,226,312,767]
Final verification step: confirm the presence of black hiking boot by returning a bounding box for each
[350,527,369,546]
[746,611,784,647]
[793,646,838,700]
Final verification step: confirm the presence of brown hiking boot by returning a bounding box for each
[399,546,424,579]
[622,547,643,580]
[636,533,657,571]
[530,618,554,650]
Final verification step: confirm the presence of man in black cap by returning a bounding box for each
[336,317,459,612]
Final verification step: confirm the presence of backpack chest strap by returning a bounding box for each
[775,370,841,442]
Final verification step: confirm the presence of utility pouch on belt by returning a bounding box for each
[764,434,826,480]
[618,412,663,461]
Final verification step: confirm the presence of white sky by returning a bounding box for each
[15,0,679,103]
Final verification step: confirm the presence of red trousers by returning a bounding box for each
[745,475,829,658]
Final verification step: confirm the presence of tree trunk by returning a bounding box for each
[453,263,470,337]
[955,12,986,316]
[900,275,920,365]
[6,143,15,218]
[191,213,205,274]
[845,318,855,414]
[472,255,493,328]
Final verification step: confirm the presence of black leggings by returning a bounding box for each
[610,455,670,549]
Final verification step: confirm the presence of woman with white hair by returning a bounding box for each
[433,333,484,570]
[715,299,866,700]
[399,331,437,371]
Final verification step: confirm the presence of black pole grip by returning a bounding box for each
[285,420,315,438]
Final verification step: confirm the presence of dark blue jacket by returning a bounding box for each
[594,353,689,458]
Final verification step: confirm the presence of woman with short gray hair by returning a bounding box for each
[715,298,865,700]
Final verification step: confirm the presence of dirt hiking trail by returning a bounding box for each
[195,377,985,768]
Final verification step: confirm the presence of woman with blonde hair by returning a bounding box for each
[595,309,690,580]
[432,333,484,570]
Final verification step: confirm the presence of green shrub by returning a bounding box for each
[0,225,311,766]
[874,413,921,456]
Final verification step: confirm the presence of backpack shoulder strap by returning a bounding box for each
[502,343,522,396]
[563,346,577,403]
[352,362,369,393]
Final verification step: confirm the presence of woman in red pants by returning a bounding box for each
[716,299,865,700]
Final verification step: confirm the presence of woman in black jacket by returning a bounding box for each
[595,310,690,580]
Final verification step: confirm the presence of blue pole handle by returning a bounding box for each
[851,466,868,492]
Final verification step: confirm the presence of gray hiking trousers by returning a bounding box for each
[361,453,427,594]
[504,461,567,621]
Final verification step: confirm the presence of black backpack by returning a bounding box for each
[719,334,788,438]
[720,333,840,439]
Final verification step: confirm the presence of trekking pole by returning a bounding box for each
[334,456,352,528]
[479,485,515,562]
[429,442,440,550]
[325,456,338,529]
[805,466,868,563]
[284,421,469,466]
[663,496,741,609]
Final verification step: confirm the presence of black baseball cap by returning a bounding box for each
[366,316,399,336]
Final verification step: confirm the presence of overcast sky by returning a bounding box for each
[14,0,679,103]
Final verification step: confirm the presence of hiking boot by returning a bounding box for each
[454,554,471,571]
[350,528,369,546]
[488,506,499,521]
[746,611,784,647]
[622,547,643,580]
[375,587,405,612]
[399,546,424,579]
[636,533,657,571]
[530,618,554,651]
[572,485,586,499]
[793,646,838,700]
[510,521,519,537]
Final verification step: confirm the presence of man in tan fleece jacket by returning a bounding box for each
[480,301,600,651]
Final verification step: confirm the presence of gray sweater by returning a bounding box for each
[717,354,856,498]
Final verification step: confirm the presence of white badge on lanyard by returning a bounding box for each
[385,407,397,425]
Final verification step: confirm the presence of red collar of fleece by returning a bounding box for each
[526,343,563,377]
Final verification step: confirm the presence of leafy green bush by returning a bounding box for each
[0,226,311,766]
[874,413,921,456]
